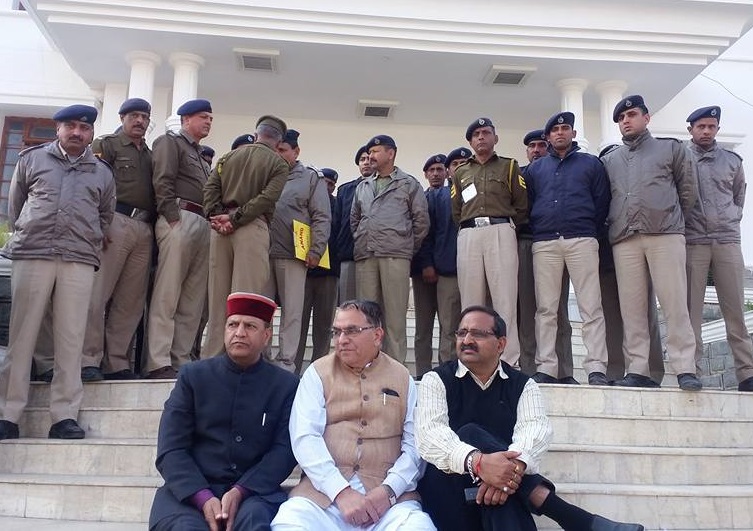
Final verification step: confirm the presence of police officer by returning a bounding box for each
[269,129,331,372]
[79,98,156,380]
[199,146,215,168]
[231,133,255,150]
[334,145,372,303]
[146,98,213,379]
[202,116,289,358]
[296,167,341,371]
[0,104,116,440]
[684,105,753,392]
[517,130,575,382]
[412,153,461,377]
[601,95,701,391]
[452,118,527,367]
[525,112,610,386]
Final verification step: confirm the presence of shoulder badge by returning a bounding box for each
[18,143,47,157]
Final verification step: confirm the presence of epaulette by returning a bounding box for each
[96,157,113,171]
[306,164,324,178]
[723,148,743,162]
[18,144,47,157]
[599,144,620,158]
[655,137,682,143]
[166,130,180,138]
[96,133,119,141]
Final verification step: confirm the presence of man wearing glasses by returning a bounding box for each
[272,300,436,530]
[415,305,644,531]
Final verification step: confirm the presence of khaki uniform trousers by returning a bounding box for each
[146,210,209,372]
[202,218,271,358]
[356,257,410,363]
[270,258,308,372]
[687,242,753,382]
[295,275,339,372]
[517,237,573,378]
[82,213,153,373]
[411,274,460,377]
[613,234,696,376]
[338,261,357,304]
[600,267,665,383]
[533,237,607,377]
[0,258,94,424]
[457,223,520,366]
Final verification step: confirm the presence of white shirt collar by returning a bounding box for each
[455,359,508,390]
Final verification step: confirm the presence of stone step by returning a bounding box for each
[1,473,750,528]
[534,483,753,530]
[542,444,753,485]
[3,437,750,488]
[0,517,144,530]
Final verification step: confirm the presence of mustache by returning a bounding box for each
[460,343,478,352]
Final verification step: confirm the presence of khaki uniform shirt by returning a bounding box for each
[451,153,528,227]
[152,129,209,223]
[92,131,155,214]
[203,143,289,228]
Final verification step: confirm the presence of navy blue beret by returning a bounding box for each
[53,104,98,124]
[613,95,648,122]
[177,99,212,116]
[523,129,546,146]
[465,117,495,141]
[544,112,575,135]
[282,129,300,148]
[354,145,369,165]
[231,134,255,150]
[256,115,287,136]
[200,146,215,158]
[445,147,472,167]
[687,105,721,124]
[366,135,397,151]
[118,98,151,115]
[321,168,339,182]
[423,154,447,172]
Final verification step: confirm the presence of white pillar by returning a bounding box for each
[126,51,161,103]
[166,52,205,132]
[596,80,628,151]
[98,83,128,137]
[556,78,589,151]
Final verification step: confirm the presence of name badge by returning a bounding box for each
[462,183,478,202]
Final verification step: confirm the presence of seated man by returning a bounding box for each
[271,300,436,530]
[416,305,644,531]
[149,293,299,531]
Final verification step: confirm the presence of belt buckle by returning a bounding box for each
[474,216,490,228]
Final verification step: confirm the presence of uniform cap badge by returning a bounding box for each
[478,119,485,126]
[557,116,564,124]
[625,100,633,108]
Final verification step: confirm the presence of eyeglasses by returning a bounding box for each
[330,326,376,337]
[454,328,497,339]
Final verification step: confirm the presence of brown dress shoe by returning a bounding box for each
[147,366,178,379]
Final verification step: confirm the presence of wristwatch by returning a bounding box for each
[383,484,397,507]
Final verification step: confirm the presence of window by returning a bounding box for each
[0,117,57,219]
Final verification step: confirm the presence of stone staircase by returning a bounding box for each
[1,313,753,529]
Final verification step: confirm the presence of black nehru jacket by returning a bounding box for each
[434,359,529,443]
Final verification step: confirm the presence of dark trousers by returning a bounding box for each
[151,496,281,531]
[419,423,554,531]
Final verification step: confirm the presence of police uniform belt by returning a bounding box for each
[459,216,510,229]
[178,198,205,217]
[115,201,153,223]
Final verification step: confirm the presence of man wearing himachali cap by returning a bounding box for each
[150,292,299,531]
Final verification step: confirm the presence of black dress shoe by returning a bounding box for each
[532,372,558,384]
[104,369,140,381]
[591,515,644,531]
[558,376,580,385]
[738,376,753,392]
[613,373,660,388]
[0,420,19,440]
[48,419,85,439]
[588,372,610,386]
[81,366,104,382]
[677,373,702,391]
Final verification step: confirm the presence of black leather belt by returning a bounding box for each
[115,202,153,223]
[459,216,510,229]
[178,199,205,217]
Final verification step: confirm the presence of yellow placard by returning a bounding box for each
[293,219,330,270]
